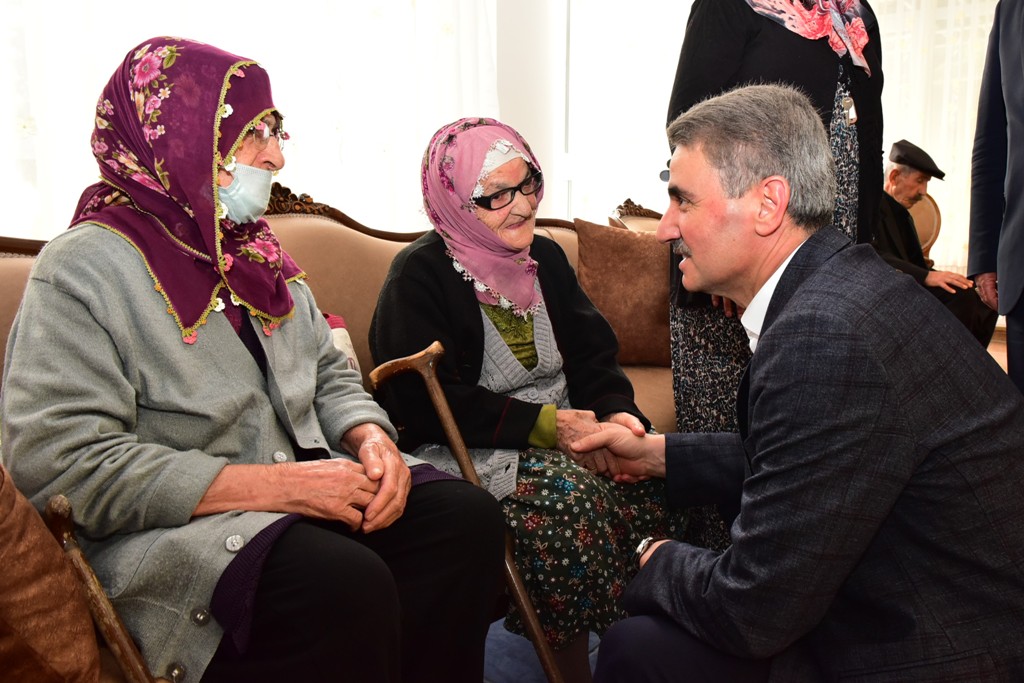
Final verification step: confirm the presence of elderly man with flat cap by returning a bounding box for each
[875,139,998,345]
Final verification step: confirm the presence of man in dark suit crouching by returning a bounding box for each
[573,84,1024,682]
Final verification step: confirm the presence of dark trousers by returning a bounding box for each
[201,480,505,683]
[1007,302,1024,395]
[594,615,771,683]
[928,284,999,347]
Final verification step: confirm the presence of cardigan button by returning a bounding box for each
[191,608,211,626]
[272,450,288,463]
[167,662,186,681]
[225,535,245,553]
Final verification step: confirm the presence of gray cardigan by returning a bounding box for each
[1,224,410,680]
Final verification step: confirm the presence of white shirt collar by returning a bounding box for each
[741,241,807,353]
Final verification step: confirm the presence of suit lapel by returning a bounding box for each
[762,228,852,335]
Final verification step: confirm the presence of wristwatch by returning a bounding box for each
[635,536,658,566]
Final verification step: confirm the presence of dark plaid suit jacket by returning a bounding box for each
[631,228,1024,681]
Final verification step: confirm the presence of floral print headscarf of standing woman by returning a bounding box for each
[746,0,873,75]
[72,37,302,344]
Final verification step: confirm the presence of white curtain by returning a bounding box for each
[2,0,1003,261]
[2,0,498,241]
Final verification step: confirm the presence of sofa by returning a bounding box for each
[0,186,673,682]
[263,184,676,434]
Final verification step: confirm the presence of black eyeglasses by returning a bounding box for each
[473,171,543,211]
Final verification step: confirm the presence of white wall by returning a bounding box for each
[3,0,499,239]
[494,1,691,224]
[4,0,1002,275]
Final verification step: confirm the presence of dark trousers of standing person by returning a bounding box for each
[201,480,506,683]
[594,615,772,683]
[928,284,1000,347]
[1008,302,1024,395]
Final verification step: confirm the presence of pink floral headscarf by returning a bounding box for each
[73,37,302,344]
[746,0,872,76]
[421,118,544,317]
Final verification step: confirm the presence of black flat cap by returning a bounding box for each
[889,139,945,180]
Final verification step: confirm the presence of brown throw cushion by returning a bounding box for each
[574,218,670,366]
[0,464,100,682]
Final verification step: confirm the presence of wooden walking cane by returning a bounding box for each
[369,341,566,683]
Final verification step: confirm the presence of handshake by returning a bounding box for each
[555,409,667,482]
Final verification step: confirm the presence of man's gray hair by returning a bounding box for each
[885,160,913,178]
[666,84,836,231]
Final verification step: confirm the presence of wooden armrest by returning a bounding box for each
[44,495,160,683]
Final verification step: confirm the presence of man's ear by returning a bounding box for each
[754,176,789,237]
[885,166,900,189]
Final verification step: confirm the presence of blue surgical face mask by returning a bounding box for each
[219,163,273,224]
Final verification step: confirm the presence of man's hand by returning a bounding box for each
[711,295,746,318]
[975,272,999,311]
[572,423,667,483]
[342,423,411,533]
[556,409,621,477]
[924,269,973,294]
[639,539,672,568]
[604,411,648,437]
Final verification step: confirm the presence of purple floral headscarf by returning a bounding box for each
[746,1,872,76]
[73,37,302,344]
[421,118,544,317]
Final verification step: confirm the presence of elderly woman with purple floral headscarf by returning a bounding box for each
[0,38,505,683]
[371,118,689,682]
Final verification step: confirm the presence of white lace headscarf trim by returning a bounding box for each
[446,249,540,318]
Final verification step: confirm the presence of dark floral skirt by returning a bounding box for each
[501,448,688,649]
[669,304,750,552]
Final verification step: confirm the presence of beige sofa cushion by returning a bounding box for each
[574,218,670,367]
[623,366,675,435]
[0,256,35,390]
[267,213,418,387]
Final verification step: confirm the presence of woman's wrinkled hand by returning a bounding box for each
[194,458,382,531]
[342,423,412,533]
[274,459,381,530]
[556,409,620,477]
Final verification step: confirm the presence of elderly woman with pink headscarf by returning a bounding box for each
[371,117,688,682]
[1,39,505,683]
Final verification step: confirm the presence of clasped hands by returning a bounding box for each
[195,422,410,534]
[313,422,411,533]
[557,409,665,482]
